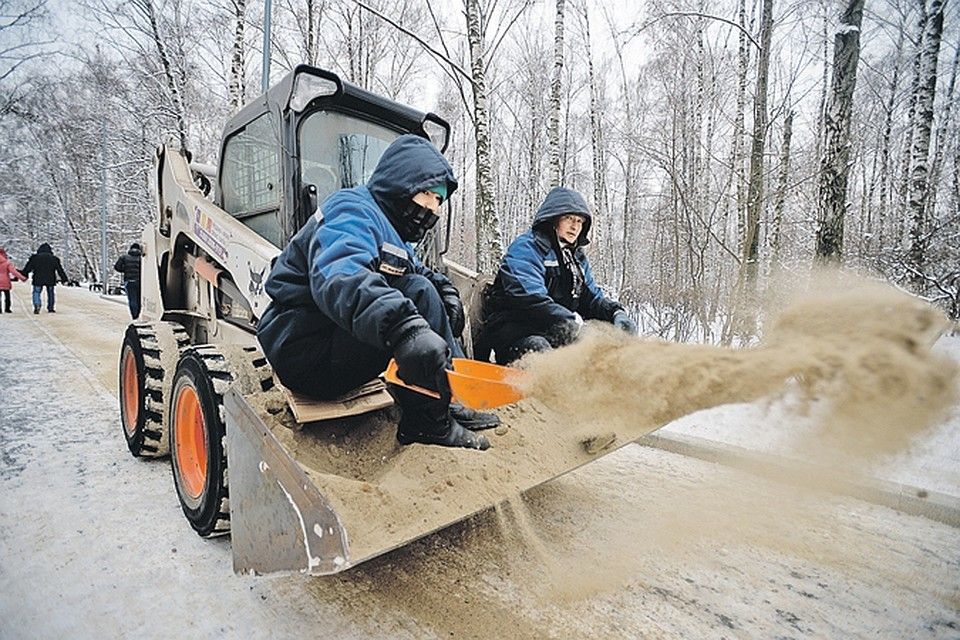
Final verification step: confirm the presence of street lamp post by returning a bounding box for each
[262,0,272,93]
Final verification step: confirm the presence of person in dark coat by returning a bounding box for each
[20,242,68,314]
[114,243,143,319]
[480,186,638,364]
[257,134,498,450]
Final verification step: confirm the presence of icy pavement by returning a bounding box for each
[0,307,368,639]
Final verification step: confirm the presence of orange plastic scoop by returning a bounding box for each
[384,358,528,410]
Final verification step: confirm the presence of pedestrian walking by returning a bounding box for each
[0,247,27,313]
[21,242,68,314]
[114,242,143,319]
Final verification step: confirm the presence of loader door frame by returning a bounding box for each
[218,109,285,248]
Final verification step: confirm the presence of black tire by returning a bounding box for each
[169,346,233,537]
[119,322,188,457]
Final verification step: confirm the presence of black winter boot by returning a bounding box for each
[397,417,490,450]
[33,306,39,314]
[449,403,500,431]
[396,399,490,451]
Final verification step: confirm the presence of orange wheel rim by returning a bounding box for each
[121,349,139,435]
[175,386,207,500]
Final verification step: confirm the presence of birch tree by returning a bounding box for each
[897,0,928,213]
[576,1,610,282]
[547,0,565,187]
[227,0,246,111]
[771,108,793,265]
[815,0,865,263]
[465,0,505,272]
[732,0,749,249]
[0,0,55,114]
[907,0,947,276]
[741,0,774,288]
[926,42,958,216]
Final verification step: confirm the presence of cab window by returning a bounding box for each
[299,111,399,207]
[221,112,282,246]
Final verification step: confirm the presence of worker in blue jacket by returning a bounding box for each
[480,186,638,364]
[258,134,497,450]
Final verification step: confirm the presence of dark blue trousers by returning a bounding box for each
[279,274,461,405]
[125,280,141,319]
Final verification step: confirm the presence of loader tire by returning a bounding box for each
[119,322,189,457]
[170,346,232,537]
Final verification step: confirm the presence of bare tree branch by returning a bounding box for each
[348,0,476,86]
[634,11,762,50]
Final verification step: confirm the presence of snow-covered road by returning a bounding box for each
[1,287,958,639]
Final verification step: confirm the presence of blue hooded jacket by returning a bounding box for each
[481,187,622,353]
[257,134,458,372]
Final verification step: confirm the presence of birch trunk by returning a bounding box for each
[466,0,504,273]
[581,3,608,281]
[874,28,905,246]
[547,0,565,187]
[732,0,748,250]
[815,0,865,263]
[741,0,773,285]
[136,0,188,150]
[228,0,246,112]
[771,109,793,265]
[908,0,947,277]
[814,0,829,168]
[953,134,960,216]
[898,1,928,217]
[306,0,319,65]
[926,42,959,216]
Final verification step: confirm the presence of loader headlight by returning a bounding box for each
[290,72,341,113]
[216,277,257,331]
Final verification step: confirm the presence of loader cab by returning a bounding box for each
[216,66,451,250]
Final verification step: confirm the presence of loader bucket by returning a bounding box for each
[223,386,633,576]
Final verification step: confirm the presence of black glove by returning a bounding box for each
[546,315,582,347]
[612,310,638,336]
[436,281,465,338]
[390,317,451,396]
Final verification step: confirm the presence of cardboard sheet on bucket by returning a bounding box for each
[280,379,395,424]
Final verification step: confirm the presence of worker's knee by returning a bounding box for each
[515,335,551,353]
[497,334,551,364]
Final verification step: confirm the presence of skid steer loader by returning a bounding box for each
[118,65,630,576]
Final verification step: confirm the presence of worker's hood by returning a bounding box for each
[367,134,458,243]
[367,134,458,203]
[37,242,52,254]
[128,244,142,257]
[532,187,592,247]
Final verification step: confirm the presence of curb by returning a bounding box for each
[637,432,960,529]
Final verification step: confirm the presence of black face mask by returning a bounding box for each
[377,195,441,243]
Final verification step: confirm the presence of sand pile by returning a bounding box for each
[249,273,956,568]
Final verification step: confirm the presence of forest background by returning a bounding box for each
[0,0,956,343]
